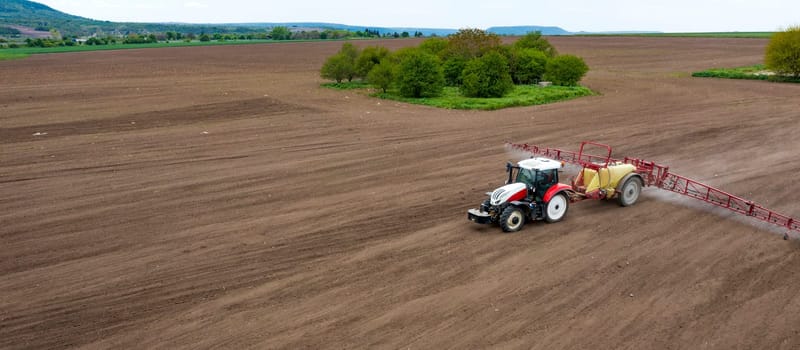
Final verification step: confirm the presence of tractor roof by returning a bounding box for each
[518,157,562,171]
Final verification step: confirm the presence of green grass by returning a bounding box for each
[0,51,29,60]
[321,81,371,90]
[348,84,595,110]
[580,32,773,39]
[692,64,800,83]
[691,64,769,80]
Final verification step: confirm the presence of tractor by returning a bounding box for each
[467,141,645,232]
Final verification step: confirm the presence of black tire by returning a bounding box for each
[544,193,569,223]
[500,206,525,232]
[617,177,643,207]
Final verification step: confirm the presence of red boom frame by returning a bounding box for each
[508,142,799,239]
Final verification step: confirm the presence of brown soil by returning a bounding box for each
[2,37,800,349]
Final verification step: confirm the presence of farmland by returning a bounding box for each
[2,36,800,349]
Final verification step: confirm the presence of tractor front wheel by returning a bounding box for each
[500,206,525,232]
[545,193,569,223]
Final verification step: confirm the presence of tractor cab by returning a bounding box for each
[507,158,561,200]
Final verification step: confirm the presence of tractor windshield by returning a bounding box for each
[516,168,537,186]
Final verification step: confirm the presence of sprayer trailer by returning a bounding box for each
[468,141,643,232]
[469,141,799,240]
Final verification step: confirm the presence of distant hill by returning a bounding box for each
[236,22,459,37]
[487,26,571,36]
[1,0,579,38]
[0,0,276,37]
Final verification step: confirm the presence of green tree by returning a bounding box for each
[513,31,557,57]
[270,26,291,40]
[199,34,210,42]
[765,26,800,78]
[419,37,448,57]
[339,42,360,81]
[461,51,514,97]
[509,48,549,84]
[543,54,589,86]
[355,45,390,78]
[320,53,352,83]
[445,28,501,60]
[320,43,360,82]
[442,56,467,86]
[367,61,395,93]
[396,50,445,98]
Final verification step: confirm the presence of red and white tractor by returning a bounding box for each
[467,141,644,232]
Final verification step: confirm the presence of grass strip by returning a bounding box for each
[323,82,595,110]
[692,64,800,83]
[0,51,30,60]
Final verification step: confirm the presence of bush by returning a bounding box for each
[355,46,389,79]
[442,56,467,86]
[270,26,291,40]
[514,31,557,57]
[320,43,360,82]
[321,53,353,83]
[461,51,514,97]
[124,34,157,44]
[765,26,800,78]
[509,48,548,84]
[419,37,448,57]
[396,50,445,98]
[367,61,395,92]
[543,55,589,86]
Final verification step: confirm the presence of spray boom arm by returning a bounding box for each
[507,142,799,239]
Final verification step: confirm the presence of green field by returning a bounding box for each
[0,39,291,55]
[0,51,29,60]
[324,82,595,110]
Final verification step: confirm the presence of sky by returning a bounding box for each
[34,0,799,33]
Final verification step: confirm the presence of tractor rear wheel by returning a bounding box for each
[500,206,525,232]
[545,193,569,223]
[617,177,643,207]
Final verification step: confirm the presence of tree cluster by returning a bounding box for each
[24,37,74,47]
[320,29,589,99]
[5,25,421,49]
[122,33,158,44]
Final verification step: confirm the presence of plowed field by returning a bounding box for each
[2,37,800,349]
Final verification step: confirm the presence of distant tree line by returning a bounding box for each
[0,26,423,49]
[320,29,589,98]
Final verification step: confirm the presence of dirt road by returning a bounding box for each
[2,37,800,349]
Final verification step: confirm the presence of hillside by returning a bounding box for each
[1,0,573,38]
[0,0,269,37]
